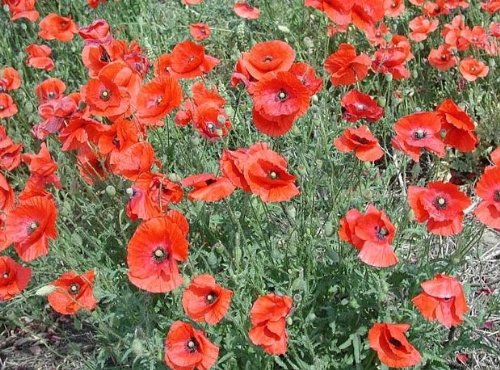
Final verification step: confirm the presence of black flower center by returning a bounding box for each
[100,89,111,101]
[389,337,402,348]
[263,55,273,62]
[441,54,448,61]
[152,247,168,262]
[269,171,278,180]
[375,226,388,240]
[0,105,5,111]
[68,283,80,295]
[47,91,56,99]
[28,222,39,234]
[206,291,218,304]
[277,90,288,101]
[442,296,452,301]
[186,338,198,353]
[434,197,447,209]
[2,272,8,278]
[494,190,500,202]
[414,129,426,140]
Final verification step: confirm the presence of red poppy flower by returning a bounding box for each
[38,13,78,42]
[412,274,468,327]
[392,112,445,162]
[249,71,311,137]
[81,66,131,119]
[0,174,14,213]
[22,143,62,190]
[126,172,183,221]
[220,147,255,192]
[0,93,18,119]
[371,35,413,80]
[75,146,108,185]
[189,23,211,41]
[351,0,385,32]
[474,166,500,229]
[384,0,405,17]
[181,173,235,202]
[182,0,203,4]
[0,256,32,301]
[238,40,296,82]
[408,182,471,236]
[428,44,458,71]
[482,0,500,13]
[136,76,182,126]
[35,78,66,104]
[409,16,439,42]
[78,19,112,45]
[182,274,233,325]
[305,0,353,26]
[164,321,219,370]
[0,128,23,171]
[364,23,390,47]
[368,323,422,368]
[459,57,489,81]
[289,62,323,96]
[95,117,139,156]
[4,196,57,262]
[436,99,477,152]
[25,44,55,71]
[192,104,232,140]
[442,15,470,51]
[334,126,384,162]
[127,216,189,293]
[154,41,219,79]
[47,270,97,315]
[58,116,100,152]
[87,0,108,9]
[109,141,158,181]
[34,95,79,140]
[249,293,293,355]
[341,89,384,123]
[0,67,21,92]
[324,43,371,86]
[339,205,398,267]
[234,2,261,19]
[4,0,39,22]
[243,145,299,202]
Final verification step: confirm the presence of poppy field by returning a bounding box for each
[0,0,499,369]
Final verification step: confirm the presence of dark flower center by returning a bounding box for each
[100,89,111,101]
[28,221,39,234]
[0,105,5,111]
[494,190,500,202]
[375,32,381,37]
[100,50,111,62]
[375,226,389,240]
[269,171,278,180]
[442,296,452,301]
[434,196,447,209]
[152,247,168,262]
[0,86,5,93]
[441,54,448,61]
[277,90,288,102]
[2,272,8,278]
[413,129,426,140]
[470,66,476,73]
[68,283,80,295]
[389,337,402,348]
[263,55,273,62]
[186,338,198,353]
[206,122,215,131]
[47,91,56,99]
[155,96,163,105]
[206,291,218,304]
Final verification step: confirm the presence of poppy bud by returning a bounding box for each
[378,97,386,107]
[278,25,290,33]
[168,173,181,182]
[311,94,319,103]
[126,187,134,197]
[35,285,56,296]
[131,338,145,355]
[324,221,334,236]
[385,73,393,82]
[297,165,307,175]
[286,317,293,325]
[285,206,296,220]
[105,185,116,197]
[190,136,201,146]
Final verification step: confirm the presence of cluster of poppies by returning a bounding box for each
[232,40,322,137]
[1,0,499,369]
